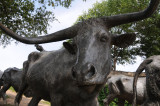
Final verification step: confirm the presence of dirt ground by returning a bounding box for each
[0,90,50,106]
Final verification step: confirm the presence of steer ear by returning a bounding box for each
[112,33,136,48]
[63,42,77,55]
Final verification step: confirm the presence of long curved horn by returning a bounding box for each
[0,22,79,44]
[101,0,160,28]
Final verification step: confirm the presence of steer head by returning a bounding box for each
[69,20,136,86]
[0,0,159,91]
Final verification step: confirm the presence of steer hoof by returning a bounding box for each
[3,100,7,104]
[15,103,19,106]
[14,101,19,106]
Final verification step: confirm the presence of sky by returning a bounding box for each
[0,0,144,71]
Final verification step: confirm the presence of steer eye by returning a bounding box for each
[100,34,108,42]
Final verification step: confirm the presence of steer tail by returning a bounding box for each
[35,44,45,52]
[15,61,29,106]
[132,58,153,106]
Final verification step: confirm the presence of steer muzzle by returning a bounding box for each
[72,63,97,82]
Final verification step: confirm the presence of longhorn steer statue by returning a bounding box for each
[0,0,159,106]
[133,55,160,106]
[0,67,33,103]
[104,71,146,106]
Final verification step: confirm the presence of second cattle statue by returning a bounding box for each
[0,67,33,103]
[104,71,146,106]
[133,55,160,106]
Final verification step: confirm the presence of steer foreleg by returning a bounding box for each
[28,96,41,106]
[0,83,10,104]
[15,83,28,106]
[15,61,29,106]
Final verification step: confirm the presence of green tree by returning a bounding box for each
[76,0,160,70]
[0,0,86,46]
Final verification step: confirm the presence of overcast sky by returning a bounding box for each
[0,0,143,71]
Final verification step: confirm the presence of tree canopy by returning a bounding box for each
[76,0,160,69]
[0,0,86,46]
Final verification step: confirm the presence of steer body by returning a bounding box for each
[104,71,146,106]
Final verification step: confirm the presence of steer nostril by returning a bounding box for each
[72,65,96,80]
[86,65,96,78]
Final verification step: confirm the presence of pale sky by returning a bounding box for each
[0,0,143,71]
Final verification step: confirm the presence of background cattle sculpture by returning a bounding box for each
[104,71,146,106]
[0,67,33,104]
[0,45,43,105]
[133,55,160,106]
[0,0,159,106]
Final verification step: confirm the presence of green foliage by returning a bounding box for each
[37,0,74,7]
[0,0,86,46]
[98,86,107,106]
[41,100,51,105]
[76,0,160,66]
[0,0,51,46]
[98,85,131,106]
[135,13,160,58]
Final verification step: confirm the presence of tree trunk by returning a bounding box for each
[113,46,117,71]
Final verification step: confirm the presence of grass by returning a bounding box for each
[42,100,50,105]
[9,87,15,92]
